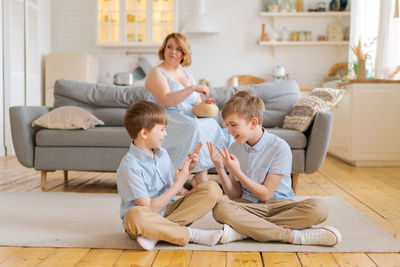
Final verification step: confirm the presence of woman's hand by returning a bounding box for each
[207,141,225,171]
[202,98,216,104]
[216,146,241,176]
[187,142,202,172]
[190,84,210,98]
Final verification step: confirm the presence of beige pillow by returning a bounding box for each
[32,106,104,130]
[282,88,345,132]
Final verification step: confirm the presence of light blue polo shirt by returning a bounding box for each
[116,142,175,223]
[229,129,294,202]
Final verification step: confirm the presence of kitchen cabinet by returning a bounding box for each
[97,0,178,46]
[328,82,400,166]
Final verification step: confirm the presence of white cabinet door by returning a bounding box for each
[328,83,400,166]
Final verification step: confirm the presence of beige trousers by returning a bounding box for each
[213,197,328,243]
[124,181,223,246]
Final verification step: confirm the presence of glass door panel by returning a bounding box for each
[137,0,146,11]
[98,0,175,45]
[164,0,174,11]
[126,0,136,10]
[164,11,173,24]
[99,26,109,42]
[153,25,163,43]
[153,11,162,24]
[99,0,109,11]
[137,25,146,42]
[109,12,120,23]
[110,0,120,11]
[126,25,136,42]
[111,26,120,42]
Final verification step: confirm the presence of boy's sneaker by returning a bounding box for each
[300,226,342,246]
[220,224,248,244]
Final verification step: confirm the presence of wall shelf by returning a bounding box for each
[258,41,349,56]
[258,41,349,46]
[260,11,350,27]
[259,11,350,17]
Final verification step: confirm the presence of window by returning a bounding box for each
[97,0,178,46]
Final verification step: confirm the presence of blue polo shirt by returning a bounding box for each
[228,129,294,202]
[116,142,175,223]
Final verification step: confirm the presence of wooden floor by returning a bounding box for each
[1,155,400,266]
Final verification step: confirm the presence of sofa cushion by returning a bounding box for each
[283,88,344,132]
[36,127,131,147]
[210,79,300,128]
[32,106,104,130]
[53,79,149,126]
[266,128,307,149]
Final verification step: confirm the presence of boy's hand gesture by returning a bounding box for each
[187,142,201,173]
[174,155,191,187]
[207,141,224,170]
[216,146,241,175]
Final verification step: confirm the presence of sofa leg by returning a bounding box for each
[41,171,47,192]
[64,170,68,183]
[291,173,300,194]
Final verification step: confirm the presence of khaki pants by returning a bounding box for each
[213,198,328,243]
[124,181,223,246]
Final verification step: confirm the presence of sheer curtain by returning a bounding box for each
[374,0,400,79]
[348,0,380,77]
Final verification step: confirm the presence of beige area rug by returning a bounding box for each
[1,192,400,252]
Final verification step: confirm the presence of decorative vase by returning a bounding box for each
[280,26,290,41]
[261,24,267,41]
[329,0,340,11]
[356,59,367,80]
[340,0,348,11]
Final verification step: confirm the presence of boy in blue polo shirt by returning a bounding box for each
[117,101,223,250]
[207,91,342,247]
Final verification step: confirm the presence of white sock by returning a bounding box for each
[292,230,302,244]
[187,227,223,246]
[136,235,159,250]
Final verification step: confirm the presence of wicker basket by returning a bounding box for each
[192,103,219,118]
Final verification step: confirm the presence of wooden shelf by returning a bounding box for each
[258,41,349,56]
[258,41,349,46]
[260,11,350,27]
[259,11,350,17]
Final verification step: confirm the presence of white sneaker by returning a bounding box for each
[300,226,342,246]
[220,224,247,244]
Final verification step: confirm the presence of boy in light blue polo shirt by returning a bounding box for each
[208,91,342,247]
[117,101,223,250]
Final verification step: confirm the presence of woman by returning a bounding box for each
[145,33,232,186]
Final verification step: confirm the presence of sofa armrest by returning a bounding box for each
[305,111,333,173]
[9,106,50,168]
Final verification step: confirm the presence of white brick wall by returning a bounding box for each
[51,0,350,88]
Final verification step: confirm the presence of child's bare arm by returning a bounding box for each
[134,156,191,213]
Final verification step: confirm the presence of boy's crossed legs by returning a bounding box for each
[125,181,223,250]
[213,197,342,246]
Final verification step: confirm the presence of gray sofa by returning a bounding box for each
[10,79,333,191]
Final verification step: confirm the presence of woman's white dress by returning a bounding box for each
[147,67,232,172]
